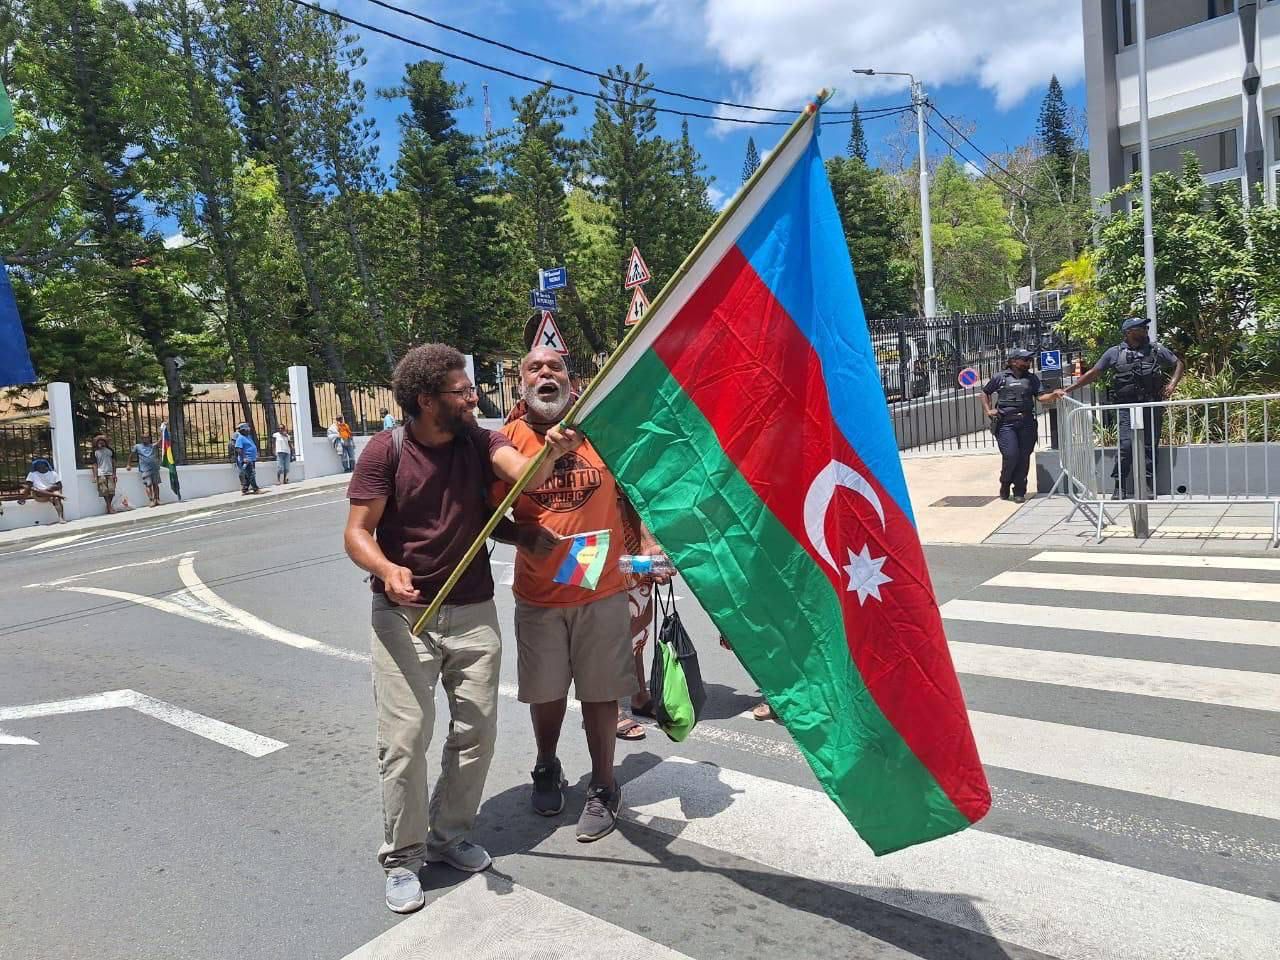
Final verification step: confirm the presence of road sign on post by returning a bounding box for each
[532,311,569,355]
[957,367,980,389]
[539,266,568,291]
[623,246,651,289]
[625,286,650,327]
[529,289,558,311]
[1039,349,1062,372]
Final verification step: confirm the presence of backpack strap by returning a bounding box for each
[390,424,405,475]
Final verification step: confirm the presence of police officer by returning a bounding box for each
[1059,317,1184,499]
[981,349,1059,503]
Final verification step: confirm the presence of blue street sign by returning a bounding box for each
[957,367,980,389]
[539,266,568,291]
[1039,349,1062,372]
[529,289,558,311]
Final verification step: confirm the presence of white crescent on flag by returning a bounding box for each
[803,460,893,605]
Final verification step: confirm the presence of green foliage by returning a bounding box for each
[742,137,760,183]
[825,156,913,320]
[847,104,867,162]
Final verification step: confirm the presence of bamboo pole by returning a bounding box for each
[412,92,828,636]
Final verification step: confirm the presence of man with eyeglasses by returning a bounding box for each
[344,343,580,914]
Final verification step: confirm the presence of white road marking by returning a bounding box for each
[0,689,284,757]
[942,597,1280,647]
[21,533,91,551]
[1029,550,1280,572]
[0,731,39,745]
[988,569,1280,604]
[24,551,197,589]
[339,875,698,960]
[624,757,1280,960]
[175,555,367,663]
[169,510,216,523]
[951,640,1280,712]
[969,712,1280,820]
[25,496,345,556]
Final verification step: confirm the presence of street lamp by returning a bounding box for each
[852,68,937,318]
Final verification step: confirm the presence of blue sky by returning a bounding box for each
[335,0,1088,205]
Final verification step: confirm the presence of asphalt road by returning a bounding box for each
[1,488,1277,960]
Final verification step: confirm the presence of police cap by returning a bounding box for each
[1121,317,1150,333]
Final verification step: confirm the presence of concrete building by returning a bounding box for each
[1083,1,1278,206]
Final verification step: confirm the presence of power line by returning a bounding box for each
[930,107,1041,197]
[285,0,788,126]
[360,0,793,115]
[922,114,1032,204]
[284,0,910,129]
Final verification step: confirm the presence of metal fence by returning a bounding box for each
[1059,392,1280,544]
[311,382,398,437]
[867,311,1082,451]
[79,398,292,467]
[0,421,53,496]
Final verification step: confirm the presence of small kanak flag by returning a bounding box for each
[553,530,610,590]
[569,96,990,854]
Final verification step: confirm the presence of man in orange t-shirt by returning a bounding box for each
[501,346,664,843]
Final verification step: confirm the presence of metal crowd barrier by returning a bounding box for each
[1056,392,1280,546]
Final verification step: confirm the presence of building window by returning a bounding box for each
[1131,129,1239,178]
[1121,0,1235,47]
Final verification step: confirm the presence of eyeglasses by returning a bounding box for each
[437,386,478,398]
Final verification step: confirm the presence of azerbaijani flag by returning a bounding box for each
[553,530,610,590]
[569,99,990,855]
[160,421,181,499]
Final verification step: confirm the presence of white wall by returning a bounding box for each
[1115,5,1279,145]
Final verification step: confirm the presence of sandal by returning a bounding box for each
[751,701,776,721]
[616,717,646,741]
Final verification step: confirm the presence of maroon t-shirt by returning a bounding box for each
[347,425,513,606]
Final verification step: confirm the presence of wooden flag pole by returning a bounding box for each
[411,91,829,636]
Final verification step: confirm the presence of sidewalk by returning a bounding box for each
[0,471,352,551]
[902,452,1022,544]
[986,495,1280,554]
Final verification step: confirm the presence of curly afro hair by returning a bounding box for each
[393,343,466,418]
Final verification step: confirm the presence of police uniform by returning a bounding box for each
[983,355,1042,500]
[1096,330,1178,498]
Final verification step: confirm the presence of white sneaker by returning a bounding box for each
[424,839,492,873]
[384,867,425,914]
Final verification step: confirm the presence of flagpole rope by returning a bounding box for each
[412,90,829,633]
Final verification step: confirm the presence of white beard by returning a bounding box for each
[525,383,569,421]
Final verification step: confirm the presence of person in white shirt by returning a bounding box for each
[272,427,293,484]
[20,459,66,523]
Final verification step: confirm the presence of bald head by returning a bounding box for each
[521,347,570,421]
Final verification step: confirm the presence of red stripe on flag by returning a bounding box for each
[651,245,989,822]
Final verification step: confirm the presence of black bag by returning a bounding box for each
[647,583,707,742]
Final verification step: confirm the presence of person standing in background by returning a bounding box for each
[272,426,293,485]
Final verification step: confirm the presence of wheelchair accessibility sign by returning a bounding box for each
[1039,350,1062,372]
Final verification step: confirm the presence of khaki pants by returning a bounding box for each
[370,594,501,872]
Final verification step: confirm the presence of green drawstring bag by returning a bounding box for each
[648,583,707,742]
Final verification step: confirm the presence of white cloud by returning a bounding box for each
[597,1,1083,114]
[706,185,728,209]
[962,160,984,179]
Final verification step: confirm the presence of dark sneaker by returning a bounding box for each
[424,838,491,873]
[1012,494,1026,504]
[531,758,566,816]
[385,867,425,914]
[999,486,1011,501]
[577,783,621,843]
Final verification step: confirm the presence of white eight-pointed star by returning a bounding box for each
[842,545,892,605]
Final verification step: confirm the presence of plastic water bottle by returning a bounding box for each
[618,554,676,577]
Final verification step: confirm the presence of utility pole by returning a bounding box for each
[853,69,937,317]
[1135,0,1158,343]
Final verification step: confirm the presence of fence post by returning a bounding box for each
[47,382,86,521]
[288,365,311,466]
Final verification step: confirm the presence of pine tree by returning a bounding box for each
[847,103,867,162]
[742,137,761,183]
[1038,76,1072,182]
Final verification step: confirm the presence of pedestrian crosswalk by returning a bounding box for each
[350,548,1279,960]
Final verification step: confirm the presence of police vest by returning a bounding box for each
[1110,346,1164,402]
[995,371,1035,416]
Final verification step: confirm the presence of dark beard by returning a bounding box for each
[439,407,472,435]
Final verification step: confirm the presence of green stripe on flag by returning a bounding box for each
[0,82,14,140]
[581,349,970,854]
